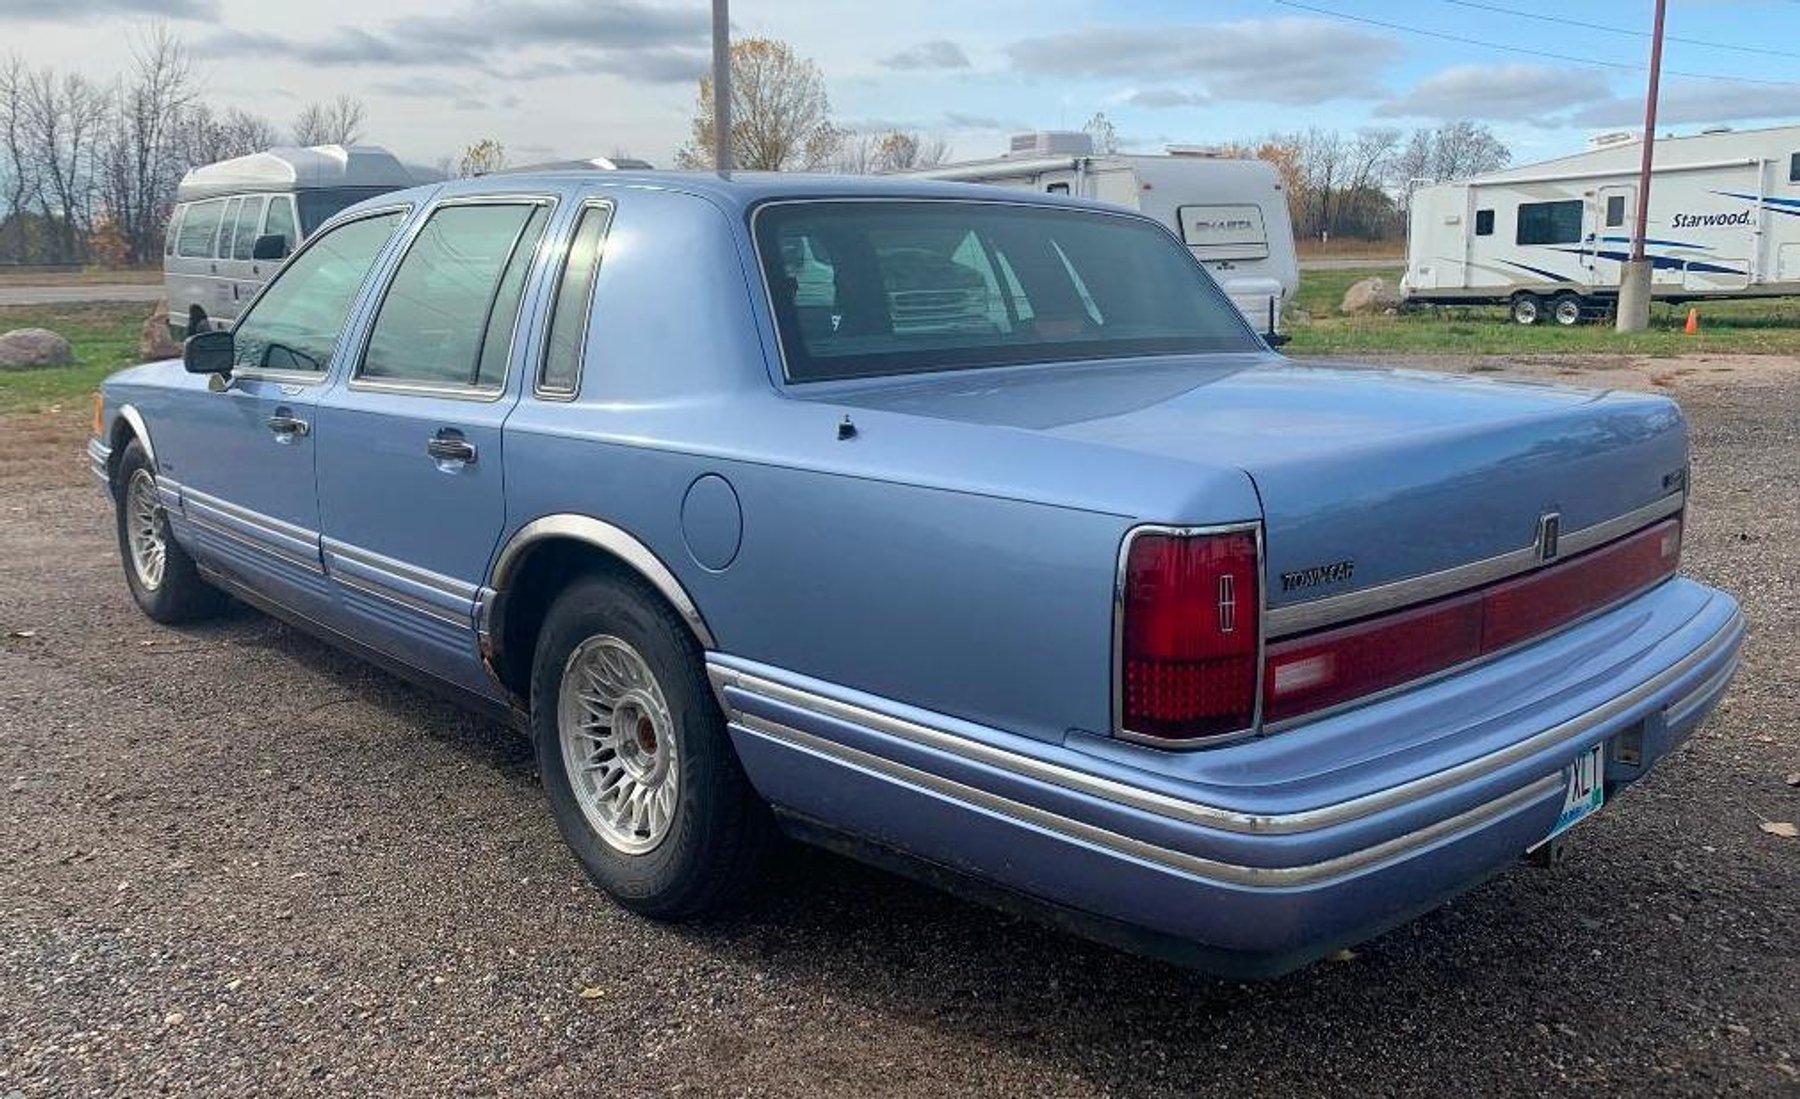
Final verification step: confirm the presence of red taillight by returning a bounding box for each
[1265,518,1682,725]
[1120,529,1260,742]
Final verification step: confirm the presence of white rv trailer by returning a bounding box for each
[1403,123,1800,325]
[902,132,1300,336]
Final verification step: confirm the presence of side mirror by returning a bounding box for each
[183,329,235,375]
[251,233,290,261]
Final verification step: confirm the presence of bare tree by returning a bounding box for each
[0,57,35,263]
[831,129,951,174]
[291,94,365,146]
[456,138,505,177]
[1391,121,1511,206]
[15,65,111,263]
[1084,111,1119,154]
[676,38,839,171]
[97,27,195,264]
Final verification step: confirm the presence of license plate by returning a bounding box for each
[1549,743,1605,840]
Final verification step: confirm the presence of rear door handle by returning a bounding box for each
[426,431,477,464]
[266,411,309,439]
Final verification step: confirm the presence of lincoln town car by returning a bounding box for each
[88,173,1744,976]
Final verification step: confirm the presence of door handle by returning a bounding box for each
[426,433,477,464]
[266,411,310,438]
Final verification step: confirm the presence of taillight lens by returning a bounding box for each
[1120,529,1259,742]
[1265,518,1682,725]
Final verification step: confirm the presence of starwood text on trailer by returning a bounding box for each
[92,170,1743,976]
[1404,123,1800,326]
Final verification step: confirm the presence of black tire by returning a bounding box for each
[1510,292,1543,326]
[531,571,772,920]
[113,439,227,624]
[1550,292,1584,327]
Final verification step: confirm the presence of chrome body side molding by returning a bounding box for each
[1266,491,1686,638]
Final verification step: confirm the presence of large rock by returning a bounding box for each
[0,327,74,371]
[141,301,182,361]
[1340,277,1404,315]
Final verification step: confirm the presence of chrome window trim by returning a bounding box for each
[709,609,1742,838]
[1265,491,1686,639]
[1110,521,1266,748]
[733,711,1565,889]
[745,196,1264,387]
[348,193,557,400]
[229,202,415,387]
[533,198,616,402]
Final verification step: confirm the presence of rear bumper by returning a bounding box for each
[711,577,1743,976]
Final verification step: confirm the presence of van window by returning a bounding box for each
[217,197,244,259]
[1474,209,1495,236]
[264,196,298,254]
[1604,195,1627,228]
[231,196,267,260]
[1516,200,1583,246]
[176,199,225,258]
[360,202,551,390]
[539,203,614,396]
[164,206,184,256]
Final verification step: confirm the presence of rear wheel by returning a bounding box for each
[113,439,227,624]
[531,572,772,919]
[1551,292,1584,327]
[1510,292,1543,326]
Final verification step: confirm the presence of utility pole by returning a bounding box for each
[1616,0,1667,332]
[711,0,732,172]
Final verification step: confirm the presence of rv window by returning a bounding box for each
[1046,183,1070,195]
[1474,209,1494,236]
[1790,152,1800,183]
[1516,200,1583,246]
[1605,195,1627,228]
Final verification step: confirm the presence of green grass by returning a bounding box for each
[1285,265,1800,356]
[0,302,147,413]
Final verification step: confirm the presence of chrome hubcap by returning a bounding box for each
[557,635,678,855]
[125,468,167,591]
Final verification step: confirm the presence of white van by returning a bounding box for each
[903,133,1300,337]
[164,145,434,339]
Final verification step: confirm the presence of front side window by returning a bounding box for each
[360,202,550,390]
[231,196,268,260]
[755,200,1256,382]
[539,203,614,396]
[263,196,298,256]
[176,199,225,258]
[1516,200,1584,245]
[231,210,405,375]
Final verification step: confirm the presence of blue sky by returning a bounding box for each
[7,0,1800,169]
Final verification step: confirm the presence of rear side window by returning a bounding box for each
[231,196,267,260]
[264,196,298,254]
[538,203,614,396]
[164,206,184,256]
[176,199,225,258]
[232,210,405,375]
[1474,209,1494,236]
[217,197,244,259]
[360,202,551,391]
[1516,200,1583,245]
[755,200,1256,382]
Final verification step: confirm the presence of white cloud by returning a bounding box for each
[1573,79,1800,128]
[879,40,970,71]
[1376,64,1612,123]
[1006,18,1402,105]
[1125,89,1208,109]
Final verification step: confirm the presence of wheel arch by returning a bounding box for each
[480,515,717,703]
[107,403,157,492]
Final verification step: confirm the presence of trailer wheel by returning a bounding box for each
[1551,292,1584,327]
[1510,293,1543,326]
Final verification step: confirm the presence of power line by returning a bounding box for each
[1272,0,1800,88]
[1437,0,1800,61]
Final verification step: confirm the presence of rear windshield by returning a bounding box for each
[754,200,1257,382]
[298,187,402,236]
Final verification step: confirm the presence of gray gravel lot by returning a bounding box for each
[1,355,1796,1097]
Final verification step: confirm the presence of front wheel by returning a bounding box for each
[1510,292,1543,326]
[113,439,226,624]
[531,573,772,919]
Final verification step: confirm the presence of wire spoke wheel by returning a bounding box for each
[557,635,679,855]
[125,468,167,591]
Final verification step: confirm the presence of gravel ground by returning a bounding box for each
[1,354,1796,1097]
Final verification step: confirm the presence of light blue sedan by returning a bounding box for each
[88,172,1744,976]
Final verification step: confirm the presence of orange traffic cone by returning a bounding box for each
[1684,307,1699,335]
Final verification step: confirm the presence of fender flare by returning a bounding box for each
[483,514,717,650]
[114,404,156,471]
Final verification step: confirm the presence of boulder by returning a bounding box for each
[0,327,74,371]
[1339,277,1404,315]
[141,301,182,361]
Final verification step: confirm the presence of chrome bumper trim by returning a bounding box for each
[86,438,111,491]
[1663,650,1738,728]
[734,712,1564,889]
[708,606,1741,838]
[1266,491,1686,638]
